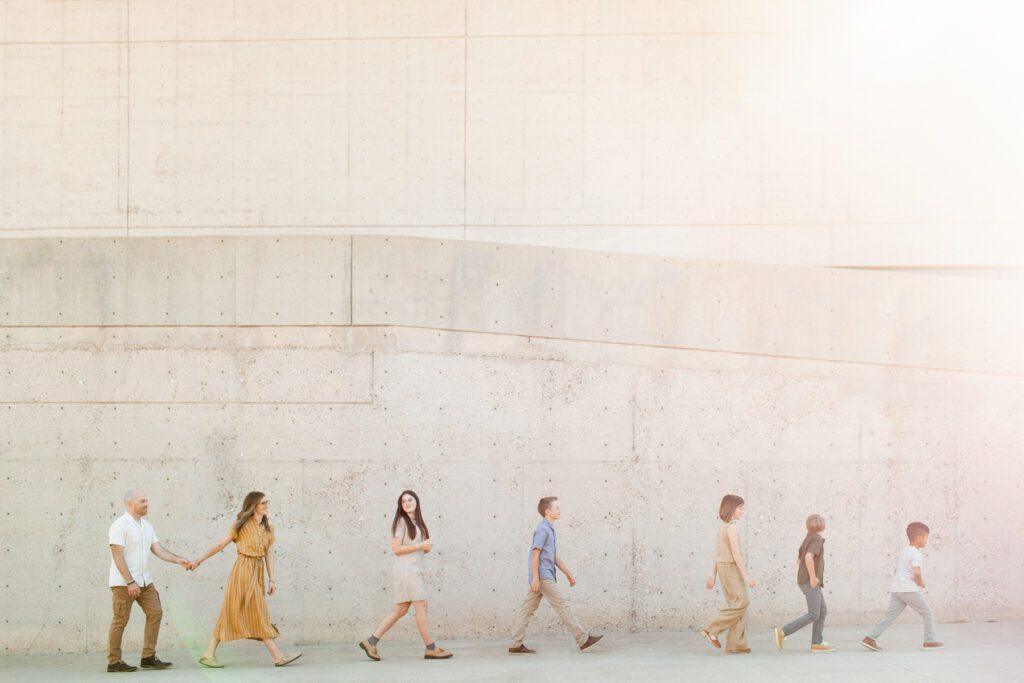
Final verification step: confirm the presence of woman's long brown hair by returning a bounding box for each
[232,490,273,536]
[391,490,429,541]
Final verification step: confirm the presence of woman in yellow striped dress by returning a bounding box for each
[193,491,301,668]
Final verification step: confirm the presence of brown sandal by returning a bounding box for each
[274,653,302,667]
[700,630,722,649]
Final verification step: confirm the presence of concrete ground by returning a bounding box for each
[1,622,1020,683]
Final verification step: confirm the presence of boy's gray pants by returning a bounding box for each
[781,583,827,644]
[867,591,936,642]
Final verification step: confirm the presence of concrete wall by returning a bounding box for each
[3,0,1024,268]
[2,235,1023,655]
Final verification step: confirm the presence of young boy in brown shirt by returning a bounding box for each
[773,514,835,652]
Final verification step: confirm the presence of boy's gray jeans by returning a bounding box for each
[781,583,827,644]
[867,591,936,642]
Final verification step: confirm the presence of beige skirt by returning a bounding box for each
[393,564,427,603]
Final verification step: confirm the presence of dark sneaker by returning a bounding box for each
[107,661,138,673]
[580,634,603,651]
[861,636,881,651]
[140,656,172,670]
[508,644,536,654]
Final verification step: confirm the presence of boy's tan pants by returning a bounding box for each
[509,579,588,648]
[108,584,163,664]
[702,562,750,651]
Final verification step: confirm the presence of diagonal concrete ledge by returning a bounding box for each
[4,235,1024,374]
[352,236,1024,375]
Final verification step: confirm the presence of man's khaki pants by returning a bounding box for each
[509,579,587,648]
[108,584,162,664]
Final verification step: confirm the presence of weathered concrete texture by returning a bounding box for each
[0,237,352,325]
[352,236,1024,375]
[1,314,1022,655]
[5,236,1024,374]
[3,1,1024,271]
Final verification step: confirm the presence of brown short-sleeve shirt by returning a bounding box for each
[796,533,825,586]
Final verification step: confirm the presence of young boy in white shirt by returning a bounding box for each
[861,521,944,651]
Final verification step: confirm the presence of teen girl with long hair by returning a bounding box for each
[358,490,453,661]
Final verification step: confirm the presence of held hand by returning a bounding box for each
[267,580,277,596]
[127,583,141,598]
[705,577,715,590]
[809,576,820,589]
[189,560,201,571]
[530,578,540,593]
[421,539,433,553]
[177,558,192,571]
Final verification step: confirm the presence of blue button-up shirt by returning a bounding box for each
[528,519,557,584]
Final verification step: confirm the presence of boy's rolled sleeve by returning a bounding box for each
[531,527,551,551]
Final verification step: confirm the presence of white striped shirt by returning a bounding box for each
[890,545,923,593]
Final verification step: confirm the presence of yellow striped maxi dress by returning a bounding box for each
[212,518,280,641]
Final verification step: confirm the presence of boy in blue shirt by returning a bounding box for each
[508,497,603,654]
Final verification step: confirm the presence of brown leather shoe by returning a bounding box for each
[580,634,603,651]
[424,646,453,659]
[861,636,881,651]
[359,640,381,661]
[140,655,172,670]
[508,644,536,654]
[726,648,752,653]
[922,641,945,650]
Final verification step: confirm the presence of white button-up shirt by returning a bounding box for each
[108,512,159,588]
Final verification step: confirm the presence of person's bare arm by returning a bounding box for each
[706,558,718,589]
[192,532,234,569]
[391,535,432,556]
[727,525,756,587]
[265,545,277,595]
[110,545,141,597]
[554,555,576,587]
[913,566,925,588]
[530,548,541,593]
[804,552,819,588]
[151,541,191,569]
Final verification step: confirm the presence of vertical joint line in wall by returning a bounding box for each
[349,235,354,325]
[463,0,468,240]
[580,36,586,209]
[125,0,131,238]
[521,100,526,209]
[370,350,376,404]
[631,386,637,464]
[953,441,959,618]
[231,236,238,325]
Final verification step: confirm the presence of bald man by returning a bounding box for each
[107,490,191,673]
